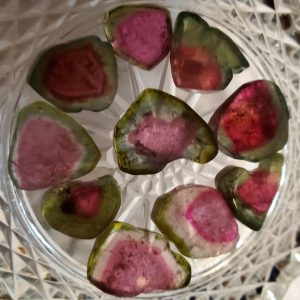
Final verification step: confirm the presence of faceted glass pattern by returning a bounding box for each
[0,0,299,299]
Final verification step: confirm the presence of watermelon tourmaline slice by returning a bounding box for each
[87,222,191,297]
[170,12,249,91]
[28,36,117,112]
[209,80,289,161]
[114,89,218,175]
[8,101,101,190]
[151,185,239,258]
[42,175,121,239]
[215,153,284,231]
[104,5,172,70]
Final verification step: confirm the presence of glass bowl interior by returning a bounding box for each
[0,0,295,298]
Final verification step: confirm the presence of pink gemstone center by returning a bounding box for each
[43,44,108,101]
[219,81,278,153]
[99,239,174,297]
[114,10,171,67]
[15,118,82,189]
[128,115,195,160]
[237,170,279,214]
[185,188,238,243]
[68,184,102,218]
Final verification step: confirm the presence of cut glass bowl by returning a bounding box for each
[0,0,299,299]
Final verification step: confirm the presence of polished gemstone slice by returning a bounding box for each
[152,185,239,258]
[171,12,249,91]
[114,88,218,174]
[8,101,100,190]
[42,175,121,239]
[215,153,284,230]
[28,36,117,112]
[87,222,191,296]
[104,5,172,69]
[209,80,289,161]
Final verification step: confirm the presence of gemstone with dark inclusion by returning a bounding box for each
[42,175,121,239]
[215,153,284,231]
[104,5,172,69]
[8,101,101,190]
[28,36,117,112]
[87,222,191,297]
[209,80,289,161]
[114,88,218,175]
[151,185,239,258]
[171,12,249,91]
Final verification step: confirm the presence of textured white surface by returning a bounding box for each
[0,0,299,299]
[282,277,300,300]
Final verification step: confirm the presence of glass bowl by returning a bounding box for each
[0,0,299,299]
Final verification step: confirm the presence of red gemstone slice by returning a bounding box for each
[43,44,109,101]
[171,45,222,90]
[237,170,279,214]
[219,81,278,153]
[69,184,102,218]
